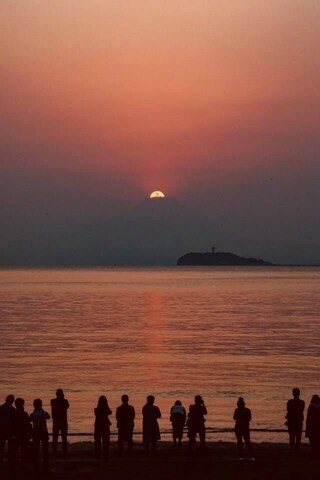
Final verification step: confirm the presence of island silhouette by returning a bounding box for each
[177,247,273,266]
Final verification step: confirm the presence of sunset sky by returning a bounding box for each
[1,1,319,264]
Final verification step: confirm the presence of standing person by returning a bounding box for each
[94,396,112,461]
[170,400,186,447]
[233,397,255,460]
[0,394,16,464]
[116,394,135,455]
[142,395,161,454]
[13,398,32,468]
[30,399,50,472]
[306,395,320,454]
[51,388,69,456]
[187,395,207,450]
[286,388,305,450]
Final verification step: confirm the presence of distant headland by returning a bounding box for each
[177,247,273,266]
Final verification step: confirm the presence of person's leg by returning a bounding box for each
[41,433,50,472]
[151,441,157,455]
[199,426,206,449]
[0,433,6,462]
[128,437,133,456]
[173,434,177,446]
[288,429,295,449]
[8,436,16,467]
[118,435,123,455]
[21,438,29,466]
[244,431,253,457]
[52,422,59,453]
[188,427,196,450]
[144,441,150,453]
[102,432,109,461]
[32,435,40,472]
[235,432,244,458]
[296,427,302,450]
[94,433,101,459]
[61,422,68,455]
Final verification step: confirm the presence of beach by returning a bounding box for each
[1,441,320,480]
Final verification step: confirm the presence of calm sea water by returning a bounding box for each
[1,267,319,443]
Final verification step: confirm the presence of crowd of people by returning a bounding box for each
[0,387,320,471]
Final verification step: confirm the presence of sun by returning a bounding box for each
[150,191,165,199]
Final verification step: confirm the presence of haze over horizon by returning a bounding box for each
[1,1,319,265]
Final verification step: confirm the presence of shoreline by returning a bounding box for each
[1,441,319,480]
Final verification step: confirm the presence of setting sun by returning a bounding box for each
[150,191,165,199]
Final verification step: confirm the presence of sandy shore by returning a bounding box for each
[1,441,319,480]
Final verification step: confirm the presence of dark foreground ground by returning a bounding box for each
[1,441,320,480]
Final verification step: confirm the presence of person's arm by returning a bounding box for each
[248,409,252,422]
[202,404,207,416]
[45,411,50,420]
[233,409,237,421]
[156,407,161,419]
[107,407,112,415]
[132,407,135,420]
[116,407,119,422]
[306,406,311,438]
[65,400,70,410]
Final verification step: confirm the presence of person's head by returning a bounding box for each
[311,395,320,404]
[97,395,108,408]
[237,397,245,408]
[194,395,203,406]
[175,400,182,406]
[147,395,155,405]
[56,389,64,399]
[15,398,25,410]
[33,399,43,410]
[5,395,14,406]
[292,388,300,398]
[121,394,129,404]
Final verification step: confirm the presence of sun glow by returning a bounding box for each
[150,191,165,199]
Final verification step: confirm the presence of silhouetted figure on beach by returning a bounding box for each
[94,396,112,461]
[187,395,207,450]
[306,395,320,455]
[233,397,254,460]
[0,394,15,464]
[116,394,135,455]
[13,398,32,468]
[170,400,186,446]
[142,395,161,454]
[286,388,305,450]
[51,388,69,455]
[30,398,50,472]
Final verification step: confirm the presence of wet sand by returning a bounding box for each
[1,441,319,480]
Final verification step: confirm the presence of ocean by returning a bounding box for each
[1,267,319,443]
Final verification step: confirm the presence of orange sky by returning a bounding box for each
[1,0,319,194]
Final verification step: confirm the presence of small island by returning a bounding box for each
[177,247,273,266]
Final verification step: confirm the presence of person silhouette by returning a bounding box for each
[233,397,254,460]
[0,394,16,465]
[51,388,69,456]
[142,395,161,454]
[187,395,207,450]
[116,394,135,455]
[286,388,305,450]
[30,399,50,472]
[306,394,320,454]
[170,400,186,447]
[13,398,32,468]
[94,396,112,461]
